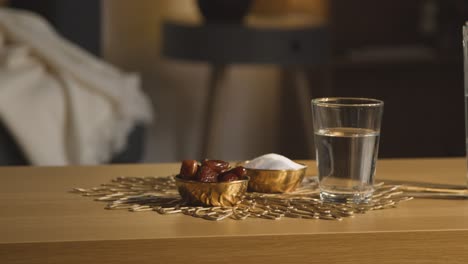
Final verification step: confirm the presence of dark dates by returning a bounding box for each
[180,160,198,180]
[218,172,239,182]
[196,165,218,183]
[229,166,246,178]
[179,159,246,183]
[202,159,230,173]
[217,166,246,182]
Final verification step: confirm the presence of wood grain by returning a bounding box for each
[1,158,468,263]
[2,231,468,264]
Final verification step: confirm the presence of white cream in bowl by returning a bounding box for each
[244,153,306,170]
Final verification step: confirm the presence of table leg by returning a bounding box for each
[293,68,315,158]
[201,64,226,159]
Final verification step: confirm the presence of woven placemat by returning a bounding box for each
[72,176,412,221]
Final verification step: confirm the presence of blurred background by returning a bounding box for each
[2,0,467,164]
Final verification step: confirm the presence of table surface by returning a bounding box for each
[1,158,468,263]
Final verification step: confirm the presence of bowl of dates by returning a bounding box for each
[175,159,249,207]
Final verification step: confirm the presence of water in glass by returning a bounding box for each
[314,127,379,203]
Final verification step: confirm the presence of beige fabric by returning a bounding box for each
[0,8,152,165]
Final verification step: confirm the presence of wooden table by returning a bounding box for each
[1,158,468,264]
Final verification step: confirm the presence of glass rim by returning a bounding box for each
[311,97,384,107]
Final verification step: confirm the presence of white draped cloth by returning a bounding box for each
[0,8,152,165]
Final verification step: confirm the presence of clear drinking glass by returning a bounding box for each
[311,98,384,203]
[463,23,468,185]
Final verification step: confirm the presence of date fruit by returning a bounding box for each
[179,159,246,183]
[196,165,218,183]
[228,166,246,178]
[218,172,239,182]
[180,160,198,180]
[202,159,230,173]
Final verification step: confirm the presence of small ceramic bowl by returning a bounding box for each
[174,175,249,207]
[245,165,307,193]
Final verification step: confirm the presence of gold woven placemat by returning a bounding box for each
[72,176,412,221]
